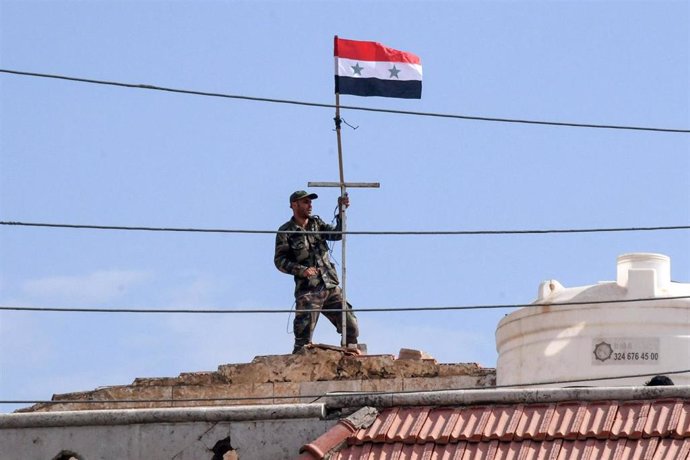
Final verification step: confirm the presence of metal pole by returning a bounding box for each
[334,92,348,348]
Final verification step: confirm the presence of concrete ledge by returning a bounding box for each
[322,385,690,409]
[0,403,326,429]
[5,386,688,430]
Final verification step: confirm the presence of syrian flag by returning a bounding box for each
[334,36,422,99]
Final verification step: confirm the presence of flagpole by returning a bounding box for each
[327,35,417,351]
[334,90,348,348]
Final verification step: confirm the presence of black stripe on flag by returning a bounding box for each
[335,76,422,99]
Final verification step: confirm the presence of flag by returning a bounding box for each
[334,36,422,99]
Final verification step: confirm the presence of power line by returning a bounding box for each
[2,368,687,406]
[2,69,688,133]
[1,296,687,314]
[491,368,690,389]
[2,220,689,236]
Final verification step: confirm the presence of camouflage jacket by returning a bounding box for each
[274,215,342,296]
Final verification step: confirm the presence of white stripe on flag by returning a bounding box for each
[336,57,422,81]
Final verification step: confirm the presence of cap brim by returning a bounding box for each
[291,193,318,202]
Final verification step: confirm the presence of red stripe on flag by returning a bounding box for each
[334,37,420,64]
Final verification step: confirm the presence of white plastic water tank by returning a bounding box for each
[495,253,690,387]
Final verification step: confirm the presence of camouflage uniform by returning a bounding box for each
[274,214,359,353]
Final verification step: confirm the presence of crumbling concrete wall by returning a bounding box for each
[0,417,333,460]
[21,347,495,412]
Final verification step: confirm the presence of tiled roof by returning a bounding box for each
[302,399,690,459]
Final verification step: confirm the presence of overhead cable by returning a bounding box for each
[1,295,688,314]
[1,69,688,133]
[2,220,689,236]
[2,368,687,406]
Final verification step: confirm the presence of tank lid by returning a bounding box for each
[616,253,670,296]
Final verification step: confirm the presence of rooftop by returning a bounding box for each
[299,386,690,460]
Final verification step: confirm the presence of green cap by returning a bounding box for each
[290,190,318,203]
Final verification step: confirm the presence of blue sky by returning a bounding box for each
[1,0,688,413]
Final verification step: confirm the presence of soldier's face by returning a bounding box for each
[292,198,312,219]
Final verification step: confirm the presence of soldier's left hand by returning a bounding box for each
[338,194,350,209]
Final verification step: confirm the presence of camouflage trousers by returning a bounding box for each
[293,286,359,353]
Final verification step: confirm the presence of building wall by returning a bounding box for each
[1,405,334,460]
[5,348,495,459]
[1,419,334,460]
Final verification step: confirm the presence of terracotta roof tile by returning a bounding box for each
[587,439,621,460]
[316,398,690,460]
[674,401,690,438]
[644,399,680,437]
[623,437,657,460]
[340,438,690,460]
[449,405,491,442]
[641,438,660,460]
[612,401,645,438]
[578,438,600,460]
[547,402,582,440]
[391,442,406,459]
[418,408,458,444]
[377,407,401,442]
[557,439,589,460]
[426,441,454,460]
[392,442,426,459]
[652,438,690,460]
[504,405,525,441]
[578,401,617,439]
[389,407,431,443]
[513,404,555,441]
[463,441,498,460]
[482,405,521,441]
[513,439,535,460]
[421,443,437,459]
[353,408,393,444]
[515,440,538,460]
[490,441,514,460]
[545,438,563,459]
[631,402,652,439]
[377,442,402,460]
[338,443,372,460]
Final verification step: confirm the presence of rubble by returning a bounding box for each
[19,345,495,412]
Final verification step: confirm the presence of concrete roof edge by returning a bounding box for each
[0,403,326,429]
[322,385,690,409]
[5,386,688,429]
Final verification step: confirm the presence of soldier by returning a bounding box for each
[274,190,359,353]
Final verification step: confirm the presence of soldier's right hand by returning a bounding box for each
[303,267,319,278]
